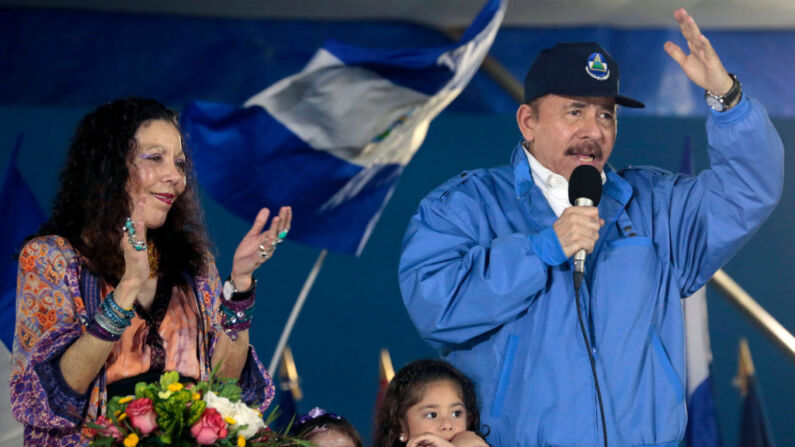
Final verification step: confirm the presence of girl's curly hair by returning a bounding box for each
[31,97,211,283]
[373,359,488,447]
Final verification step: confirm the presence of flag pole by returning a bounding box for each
[268,249,327,376]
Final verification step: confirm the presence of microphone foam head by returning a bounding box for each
[568,165,603,206]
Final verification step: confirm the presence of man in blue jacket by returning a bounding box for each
[398,9,783,447]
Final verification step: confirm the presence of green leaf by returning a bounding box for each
[159,371,180,388]
[187,400,206,426]
[216,382,242,402]
[105,396,123,416]
[171,389,192,404]
[87,436,115,447]
[135,382,148,397]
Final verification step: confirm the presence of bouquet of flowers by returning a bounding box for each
[87,371,309,447]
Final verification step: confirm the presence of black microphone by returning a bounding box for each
[568,165,603,290]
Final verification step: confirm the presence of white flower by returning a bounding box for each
[203,391,266,438]
[230,403,266,438]
[204,391,236,418]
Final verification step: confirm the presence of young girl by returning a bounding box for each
[292,407,363,447]
[374,359,489,447]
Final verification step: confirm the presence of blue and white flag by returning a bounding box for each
[683,287,723,447]
[680,136,723,447]
[182,0,506,255]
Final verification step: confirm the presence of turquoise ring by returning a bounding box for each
[123,217,147,251]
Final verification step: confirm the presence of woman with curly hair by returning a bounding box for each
[374,359,489,447]
[9,97,291,446]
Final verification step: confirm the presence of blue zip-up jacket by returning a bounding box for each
[398,97,783,447]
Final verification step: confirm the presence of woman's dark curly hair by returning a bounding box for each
[291,411,363,447]
[373,359,487,447]
[31,97,211,283]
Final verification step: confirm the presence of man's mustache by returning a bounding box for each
[565,141,603,160]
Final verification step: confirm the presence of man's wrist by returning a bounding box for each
[705,73,742,112]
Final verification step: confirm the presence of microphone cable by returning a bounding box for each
[574,276,608,447]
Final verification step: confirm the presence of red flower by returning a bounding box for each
[92,415,123,440]
[126,398,158,435]
[190,407,228,445]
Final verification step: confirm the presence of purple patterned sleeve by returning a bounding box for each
[32,329,91,425]
[238,345,275,411]
[201,262,274,413]
[10,237,91,429]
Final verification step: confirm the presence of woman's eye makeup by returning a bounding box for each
[139,152,162,161]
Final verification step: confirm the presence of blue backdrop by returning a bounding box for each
[1,7,793,445]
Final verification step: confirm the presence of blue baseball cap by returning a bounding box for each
[524,42,645,108]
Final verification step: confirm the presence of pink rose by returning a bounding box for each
[93,415,123,440]
[191,407,228,445]
[126,398,158,435]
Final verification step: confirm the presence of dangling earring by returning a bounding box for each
[399,434,407,442]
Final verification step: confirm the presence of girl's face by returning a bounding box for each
[401,380,468,442]
[306,428,357,447]
[126,119,186,230]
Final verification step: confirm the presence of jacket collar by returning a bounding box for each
[510,142,633,207]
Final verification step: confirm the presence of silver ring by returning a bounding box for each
[258,249,271,259]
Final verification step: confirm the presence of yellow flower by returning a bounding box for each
[119,396,133,404]
[224,416,237,425]
[237,434,246,446]
[192,392,201,401]
[167,382,183,392]
[114,410,121,417]
[117,413,127,422]
[123,433,139,447]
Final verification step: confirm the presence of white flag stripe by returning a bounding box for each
[683,286,712,398]
[246,49,429,167]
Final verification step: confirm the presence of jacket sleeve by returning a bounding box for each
[203,262,275,414]
[398,181,567,349]
[10,236,91,429]
[665,96,784,295]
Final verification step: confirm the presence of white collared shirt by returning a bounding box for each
[522,144,606,217]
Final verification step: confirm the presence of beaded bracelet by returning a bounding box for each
[104,291,135,319]
[85,292,134,342]
[101,299,133,328]
[86,317,120,342]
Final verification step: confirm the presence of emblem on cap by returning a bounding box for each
[585,53,610,81]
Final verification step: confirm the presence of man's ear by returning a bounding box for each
[516,103,536,143]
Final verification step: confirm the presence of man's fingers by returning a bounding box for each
[664,41,686,67]
[675,8,702,43]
